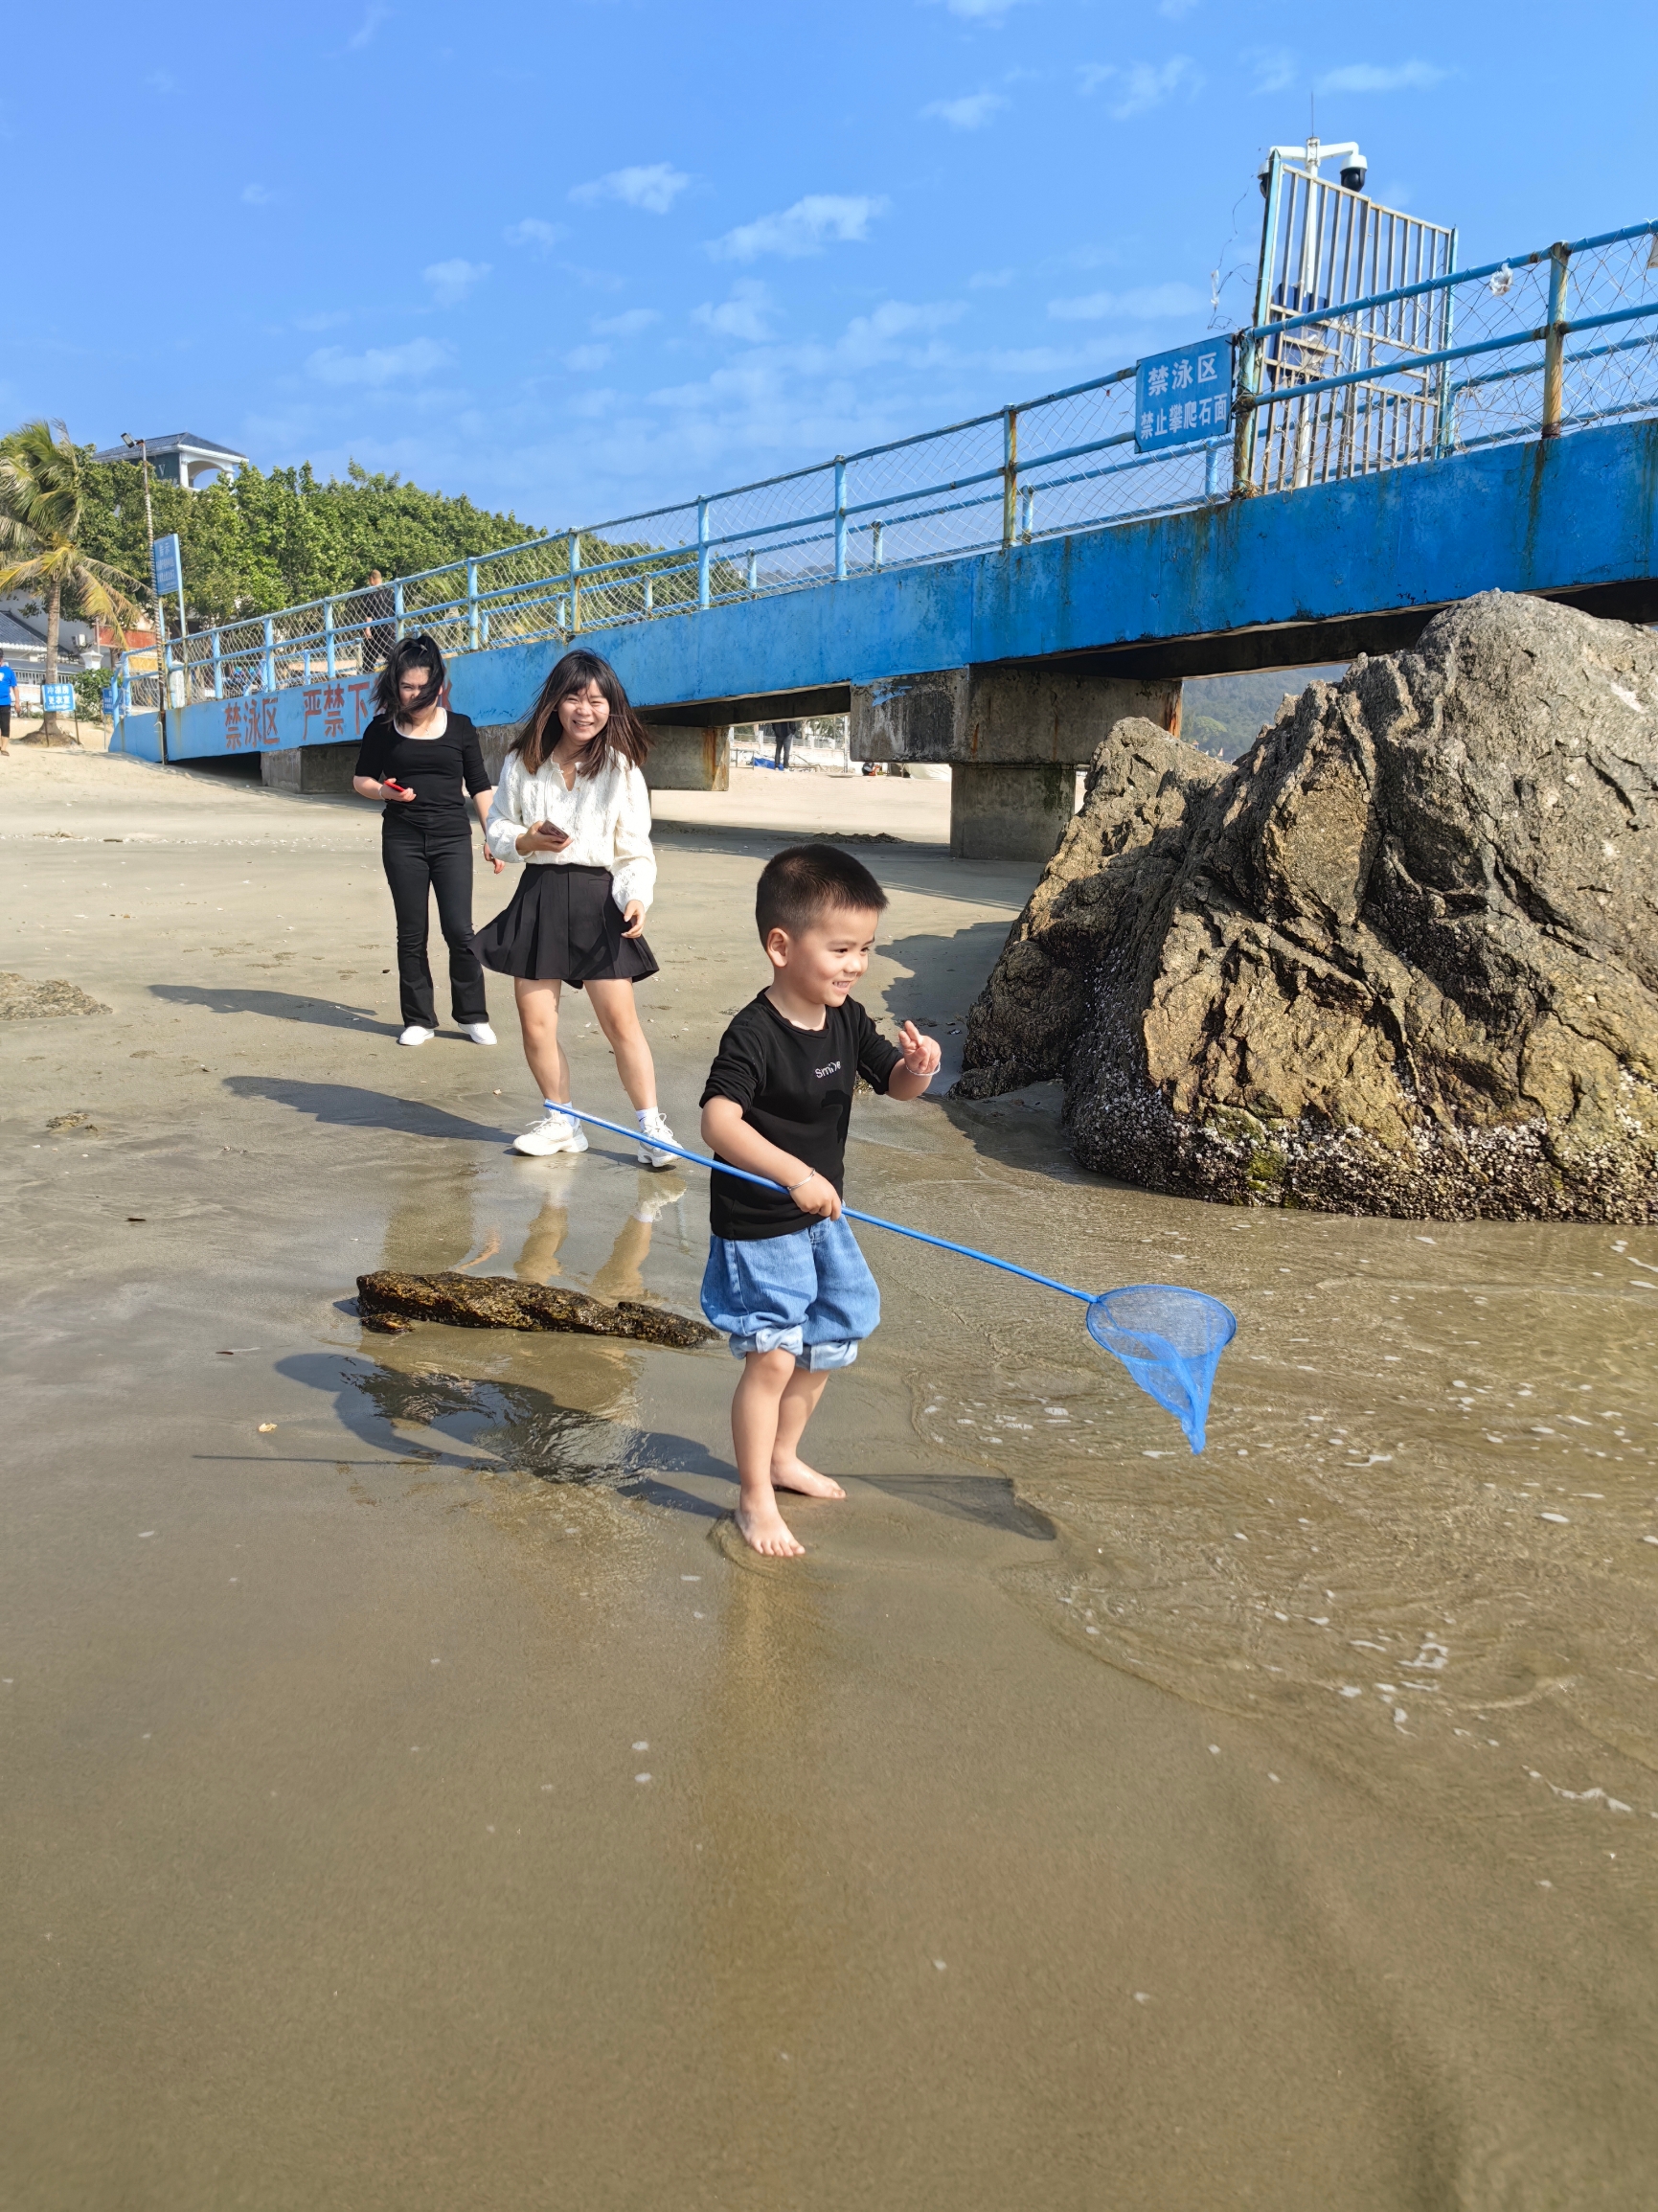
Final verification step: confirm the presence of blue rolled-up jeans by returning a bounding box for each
[700,1215,879,1371]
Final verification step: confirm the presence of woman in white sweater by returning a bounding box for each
[479,650,677,1166]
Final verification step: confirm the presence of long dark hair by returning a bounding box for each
[374,633,446,721]
[511,650,651,780]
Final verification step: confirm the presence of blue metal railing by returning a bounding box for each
[117,214,1657,719]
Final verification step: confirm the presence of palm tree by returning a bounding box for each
[0,420,146,745]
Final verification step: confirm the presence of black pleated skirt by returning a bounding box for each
[475,861,659,989]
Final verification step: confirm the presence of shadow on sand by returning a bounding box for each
[224,1074,518,1144]
[275,1349,734,1518]
[153,982,397,1037]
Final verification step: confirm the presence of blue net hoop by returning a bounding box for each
[1086,1285,1238,1453]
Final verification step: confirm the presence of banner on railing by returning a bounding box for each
[1135,340,1232,451]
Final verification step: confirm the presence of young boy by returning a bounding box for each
[700,843,942,1557]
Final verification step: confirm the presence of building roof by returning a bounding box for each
[91,431,250,467]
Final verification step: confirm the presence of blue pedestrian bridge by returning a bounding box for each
[115,206,1658,857]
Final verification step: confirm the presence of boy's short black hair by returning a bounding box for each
[756,842,888,942]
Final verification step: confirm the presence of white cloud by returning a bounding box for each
[423,259,490,307]
[504,217,565,253]
[693,281,779,343]
[241,183,275,207]
[921,91,1008,129]
[1316,59,1448,93]
[710,194,887,262]
[969,267,1017,288]
[1079,57,1199,118]
[347,4,390,50]
[921,0,1029,17]
[1243,46,1297,95]
[566,345,612,373]
[591,308,660,338]
[835,300,965,368]
[294,309,352,332]
[570,164,690,216]
[1158,0,1200,13]
[307,338,449,387]
[1048,281,1206,322]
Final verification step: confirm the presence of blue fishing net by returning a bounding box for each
[1086,1285,1238,1453]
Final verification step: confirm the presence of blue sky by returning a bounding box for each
[11,0,1652,534]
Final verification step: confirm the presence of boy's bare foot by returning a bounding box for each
[735,1497,806,1557]
[770,1454,846,1500]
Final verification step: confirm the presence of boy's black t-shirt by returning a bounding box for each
[354,712,490,833]
[700,993,904,1241]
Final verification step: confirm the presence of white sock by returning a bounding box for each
[636,1106,658,1129]
[544,1099,573,1118]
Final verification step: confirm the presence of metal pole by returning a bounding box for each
[261,616,275,694]
[1233,336,1260,498]
[213,627,224,699]
[1541,241,1571,439]
[324,599,336,678]
[568,533,582,630]
[872,520,884,569]
[696,502,712,609]
[833,462,849,581]
[1235,152,1283,499]
[466,559,480,650]
[1431,229,1461,460]
[393,581,405,640]
[1002,407,1018,548]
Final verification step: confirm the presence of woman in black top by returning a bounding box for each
[352,633,504,1047]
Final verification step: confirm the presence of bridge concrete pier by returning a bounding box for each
[261,743,357,795]
[642,725,731,792]
[849,667,1183,860]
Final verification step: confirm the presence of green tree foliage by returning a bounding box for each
[77,455,546,627]
[0,420,148,741]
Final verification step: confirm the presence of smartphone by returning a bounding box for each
[383,777,412,796]
[535,819,571,845]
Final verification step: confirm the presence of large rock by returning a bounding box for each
[954,593,1658,1220]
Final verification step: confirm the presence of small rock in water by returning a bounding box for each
[355,1270,718,1348]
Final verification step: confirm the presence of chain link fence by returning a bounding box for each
[1239,219,1658,493]
[118,215,1658,719]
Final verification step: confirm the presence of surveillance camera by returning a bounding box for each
[1339,164,1367,192]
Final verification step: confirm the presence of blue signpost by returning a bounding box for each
[1135,339,1233,452]
[41,682,76,715]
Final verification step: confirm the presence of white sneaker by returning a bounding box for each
[513,1108,589,1158]
[398,1025,434,1047]
[465,1022,498,1045]
[635,1107,679,1171]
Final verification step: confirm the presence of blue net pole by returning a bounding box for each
[561,1107,1092,1301]
[560,1106,1235,1451]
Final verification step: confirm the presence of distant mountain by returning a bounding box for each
[1182,665,1347,761]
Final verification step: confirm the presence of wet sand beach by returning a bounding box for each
[3,749,1656,2209]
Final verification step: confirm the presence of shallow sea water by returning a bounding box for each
[4,805,1656,2208]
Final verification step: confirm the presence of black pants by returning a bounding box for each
[381,824,488,1029]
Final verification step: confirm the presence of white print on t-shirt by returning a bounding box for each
[814,1060,842,1080]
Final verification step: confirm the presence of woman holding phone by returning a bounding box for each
[479,649,677,1166]
[352,633,503,1047]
